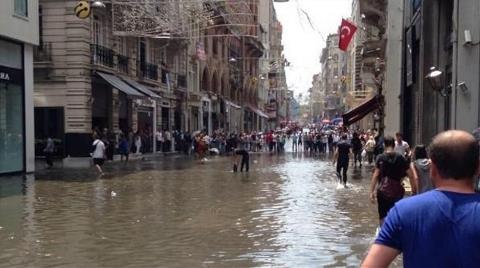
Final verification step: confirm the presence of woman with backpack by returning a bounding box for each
[369,136,418,225]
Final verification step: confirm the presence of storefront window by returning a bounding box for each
[14,0,28,17]
[0,82,24,173]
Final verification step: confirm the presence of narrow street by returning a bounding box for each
[0,151,401,267]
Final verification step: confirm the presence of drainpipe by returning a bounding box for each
[451,0,459,129]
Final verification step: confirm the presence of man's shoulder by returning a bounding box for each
[395,190,480,212]
[396,191,439,207]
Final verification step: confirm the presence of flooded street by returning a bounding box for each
[0,153,400,267]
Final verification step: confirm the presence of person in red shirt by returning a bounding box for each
[266,131,274,153]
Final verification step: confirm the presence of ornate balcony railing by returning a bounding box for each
[177,74,187,88]
[34,42,52,62]
[91,44,114,67]
[117,55,129,74]
[139,61,158,80]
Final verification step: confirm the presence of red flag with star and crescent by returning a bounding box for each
[338,19,357,51]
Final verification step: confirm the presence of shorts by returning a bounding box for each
[93,158,105,166]
[377,191,401,219]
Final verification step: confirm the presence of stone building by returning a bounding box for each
[389,0,480,144]
[342,0,386,133]
[266,8,287,129]
[33,0,280,161]
[0,0,38,174]
[34,0,183,158]
[319,34,348,121]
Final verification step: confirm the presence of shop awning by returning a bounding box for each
[122,77,161,99]
[225,100,241,109]
[246,104,269,119]
[97,72,143,97]
[342,94,383,126]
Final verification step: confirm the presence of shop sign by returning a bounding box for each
[138,98,154,107]
[0,72,10,81]
[0,66,23,84]
[161,101,170,107]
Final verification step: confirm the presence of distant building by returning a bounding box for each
[318,34,348,120]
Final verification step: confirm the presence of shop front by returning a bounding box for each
[123,77,160,153]
[136,104,155,153]
[0,39,27,174]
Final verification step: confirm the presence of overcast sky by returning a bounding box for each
[273,0,352,101]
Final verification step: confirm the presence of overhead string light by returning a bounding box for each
[110,0,263,39]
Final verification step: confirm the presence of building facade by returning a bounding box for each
[394,0,480,145]
[0,0,39,174]
[342,0,386,132]
[318,34,348,121]
[33,0,280,161]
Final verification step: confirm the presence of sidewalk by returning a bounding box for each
[35,151,186,171]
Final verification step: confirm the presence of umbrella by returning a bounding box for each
[331,118,343,124]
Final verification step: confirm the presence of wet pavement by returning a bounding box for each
[0,152,402,267]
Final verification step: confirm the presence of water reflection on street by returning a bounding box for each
[0,152,401,267]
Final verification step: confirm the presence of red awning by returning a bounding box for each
[342,95,383,126]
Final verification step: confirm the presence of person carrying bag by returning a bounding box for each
[369,136,417,226]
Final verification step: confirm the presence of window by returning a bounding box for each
[0,40,24,174]
[39,6,43,45]
[14,0,28,17]
[411,0,421,14]
[93,16,102,45]
[117,37,127,55]
[212,37,218,55]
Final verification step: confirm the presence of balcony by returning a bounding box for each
[346,89,376,108]
[91,44,114,68]
[117,55,129,74]
[34,43,53,74]
[359,0,387,20]
[34,42,52,63]
[177,74,187,88]
[138,62,158,81]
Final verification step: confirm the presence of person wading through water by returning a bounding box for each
[333,134,352,187]
[369,136,417,226]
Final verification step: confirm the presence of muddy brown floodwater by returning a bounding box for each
[0,152,402,267]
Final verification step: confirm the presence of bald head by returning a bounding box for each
[429,130,479,180]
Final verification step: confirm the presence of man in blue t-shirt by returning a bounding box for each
[362,130,480,267]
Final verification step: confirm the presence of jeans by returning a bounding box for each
[336,161,348,184]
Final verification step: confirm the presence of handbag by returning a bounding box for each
[378,176,405,201]
[377,152,406,201]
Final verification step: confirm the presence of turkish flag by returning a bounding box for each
[338,19,357,51]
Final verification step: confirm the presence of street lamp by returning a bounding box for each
[91,0,106,8]
[425,66,450,97]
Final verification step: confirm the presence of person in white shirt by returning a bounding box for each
[92,135,106,174]
[164,130,172,152]
[155,130,164,152]
[394,132,410,157]
[134,134,142,155]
